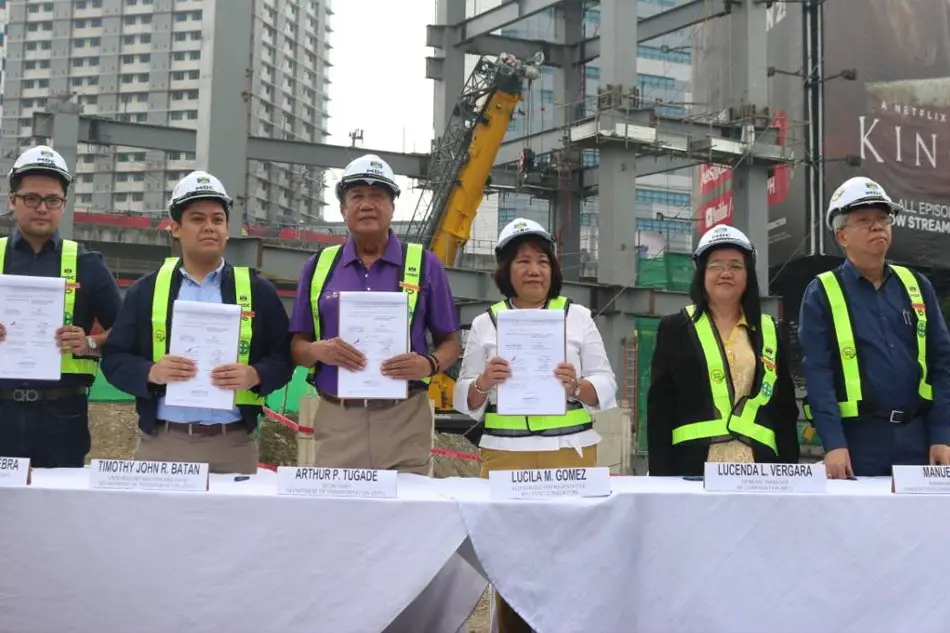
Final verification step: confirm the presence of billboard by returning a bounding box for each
[691,0,808,266]
[822,0,950,267]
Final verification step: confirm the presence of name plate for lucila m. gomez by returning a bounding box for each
[489,467,612,500]
[703,462,827,493]
[89,459,209,492]
[892,465,950,494]
[0,457,30,487]
[276,467,398,498]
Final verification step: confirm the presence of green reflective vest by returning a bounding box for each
[307,242,430,384]
[802,265,931,421]
[152,257,262,407]
[672,305,779,454]
[482,297,593,437]
[0,236,98,376]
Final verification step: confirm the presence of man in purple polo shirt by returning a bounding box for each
[289,154,460,475]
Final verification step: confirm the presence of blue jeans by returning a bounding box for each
[0,395,91,467]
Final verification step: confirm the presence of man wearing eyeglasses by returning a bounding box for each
[799,176,950,478]
[0,145,121,467]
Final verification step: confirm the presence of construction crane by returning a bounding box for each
[402,51,543,418]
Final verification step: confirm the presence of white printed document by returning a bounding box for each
[337,291,409,399]
[0,274,65,381]
[164,300,241,410]
[496,309,567,416]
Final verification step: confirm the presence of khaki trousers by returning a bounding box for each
[312,390,434,475]
[135,423,258,475]
[479,444,599,633]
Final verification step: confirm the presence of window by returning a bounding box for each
[638,44,690,64]
[636,187,690,207]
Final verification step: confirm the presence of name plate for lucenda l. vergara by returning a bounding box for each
[276,467,398,499]
[489,467,612,500]
[703,462,827,493]
[89,459,209,492]
[892,465,950,494]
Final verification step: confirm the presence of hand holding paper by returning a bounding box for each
[148,355,197,384]
[211,363,260,390]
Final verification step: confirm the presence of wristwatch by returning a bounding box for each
[570,379,582,400]
[86,336,98,351]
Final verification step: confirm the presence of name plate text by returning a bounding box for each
[0,457,30,487]
[489,467,611,500]
[892,465,950,494]
[89,459,209,492]
[704,462,827,493]
[276,467,397,498]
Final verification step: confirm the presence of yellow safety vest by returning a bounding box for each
[672,305,779,454]
[803,265,931,421]
[151,257,262,407]
[0,236,98,376]
[482,297,594,437]
[307,242,430,384]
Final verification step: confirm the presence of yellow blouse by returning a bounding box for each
[707,314,756,463]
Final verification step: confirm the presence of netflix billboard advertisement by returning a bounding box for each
[823,0,950,267]
[691,0,808,265]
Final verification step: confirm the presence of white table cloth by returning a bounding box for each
[441,475,950,633]
[0,468,485,633]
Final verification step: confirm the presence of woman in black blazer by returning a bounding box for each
[646,225,800,476]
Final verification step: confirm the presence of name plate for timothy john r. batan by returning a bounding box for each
[89,459,209,492]
[0,457,30,487]
[489,467,611,500]
[276,467,397,498]
[892,465,950,494]
[703,462,827,494]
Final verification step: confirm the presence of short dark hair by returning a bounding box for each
[493,235,563,299]
[10,172,69,196]
[688,248,762,328]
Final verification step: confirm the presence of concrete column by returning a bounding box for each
[49,104,81,241]
[596,0,639,286]
[430,0,466,135]
[554,2,585,282]
[196,0,252,246]
[728,0,771,293]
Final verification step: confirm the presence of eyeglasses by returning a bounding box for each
[847,215,894,229]
[707,262,746,273]
[14,193,66,210]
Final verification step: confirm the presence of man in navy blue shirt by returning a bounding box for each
[0,146,122,467]
[799,176,950,477]
[100,171,294,474]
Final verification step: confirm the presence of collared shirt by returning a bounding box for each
[453,301,618,452]
[799,259,950,450]
[707,314,755,463]
[155,260,242,425]
[289,231,458,396]
[0,228,122,390]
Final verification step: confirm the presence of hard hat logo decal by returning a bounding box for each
[196,176,210,184]
[40,150,53,158]
[513,220,528,231]
[831,187,845,202]
[369,161,383,170]
[865,181,880,192]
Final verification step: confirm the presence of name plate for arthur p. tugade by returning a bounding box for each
[892,465,950,494]
[276,467,397,498]
[489,467,611,500]
[704,462,827,493]
[0,457,30,487]
[89,459,209,492]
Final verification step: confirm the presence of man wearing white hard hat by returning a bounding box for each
[647,224,800,476]
[0,145,122,467]
[290,154,460,474]
[101,171,294,473]
[799,176,950,478]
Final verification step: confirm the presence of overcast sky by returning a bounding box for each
[323,0,436,222]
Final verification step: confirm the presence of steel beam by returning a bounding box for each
[459,0,571,42]
[32,111,197,154]
[246,137,430,179]
[638,0,733,43]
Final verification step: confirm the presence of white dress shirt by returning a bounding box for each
[454,301,618,452]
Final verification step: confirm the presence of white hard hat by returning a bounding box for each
[168,170,232,220]
[496,217,554,254]
[694,224,756,260]
[8,145,72,188]
[826,176,901,231]
[336,154,400,200]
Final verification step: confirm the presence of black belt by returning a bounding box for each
[320,387,427,410]
[871,408,922,425]
[0,386,87,403]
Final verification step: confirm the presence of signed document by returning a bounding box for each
[164,300,241,410]
[337,291,409,399]
[496,309,567,416]
[0,274,65,380]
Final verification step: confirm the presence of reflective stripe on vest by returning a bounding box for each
[308,242,430,384]
[483,296,594,437]
[671,305,779,454]
[151,258,262,406]
[0,236,98,376]
[802,265,932,421]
